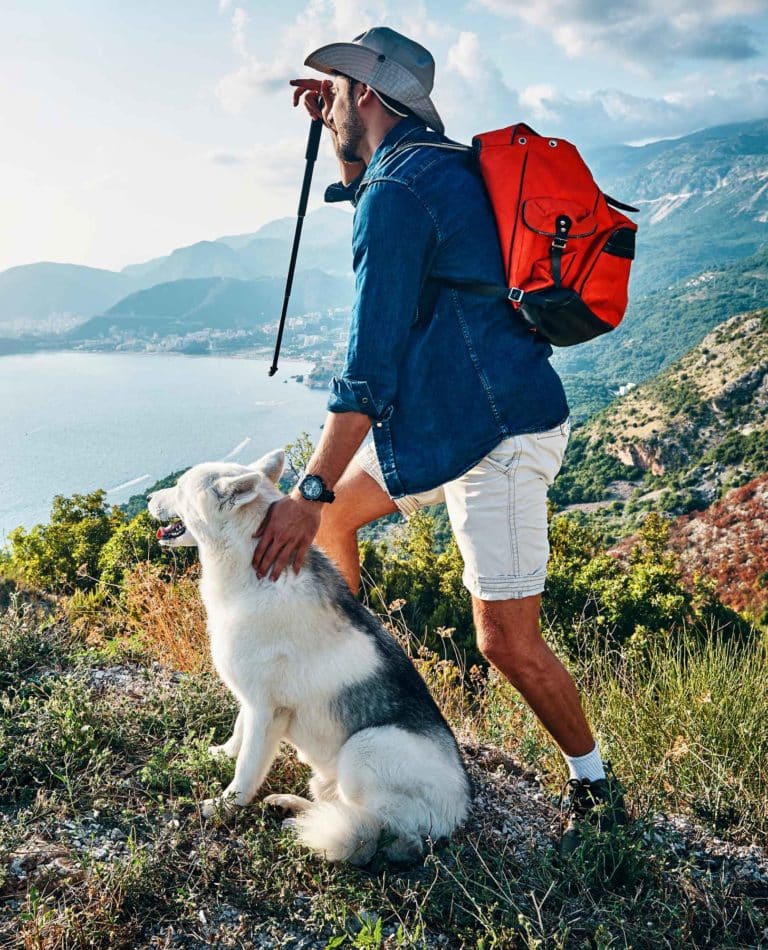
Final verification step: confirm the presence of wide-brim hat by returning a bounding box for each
[305,26,444,134]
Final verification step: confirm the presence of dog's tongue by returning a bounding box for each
[157,523,184,540]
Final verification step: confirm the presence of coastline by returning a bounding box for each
[0,352,329,539]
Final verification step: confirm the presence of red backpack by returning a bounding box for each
[391,123,638,347]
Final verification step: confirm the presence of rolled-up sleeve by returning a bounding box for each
[327,179,438,419]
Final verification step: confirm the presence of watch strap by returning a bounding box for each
[298,474,336,503]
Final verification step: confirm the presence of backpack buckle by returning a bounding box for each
[552,237,568,250]
[508,287,525,303]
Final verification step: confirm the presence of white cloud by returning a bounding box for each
[215,0,452,114]
[475,0,765,69]
[215,61,288,113]
[231,6,249,59]
[207,136,341,186]
[440,28,768,147]
[517,75,768,146]
[442,31,516,135]
[518,84,558,122]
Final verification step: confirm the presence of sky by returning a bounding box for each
[2,0,767,275]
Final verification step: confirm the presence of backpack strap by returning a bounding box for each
[604,193,639,214]
[385,140,472,161]
[430,277,525,304]
[382,140,523,304]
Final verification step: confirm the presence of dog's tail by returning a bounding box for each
[291,800,383,866]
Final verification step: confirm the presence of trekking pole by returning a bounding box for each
[268,115,324,376]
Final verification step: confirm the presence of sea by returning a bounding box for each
[0,352,329,542]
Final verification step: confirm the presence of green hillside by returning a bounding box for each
[552,308,768,534]
[554,242,768,421]
[588,118,768,297]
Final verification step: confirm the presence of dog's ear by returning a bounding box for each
[212,471,263,508]
[250,449,285,484]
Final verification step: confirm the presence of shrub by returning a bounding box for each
[360,512,476,664]
[544,511,749,659]
[4,491,122,593]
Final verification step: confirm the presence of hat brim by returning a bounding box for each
[305,41,444,134]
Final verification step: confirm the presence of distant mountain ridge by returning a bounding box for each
[0,207,354,332]
[69,270,354,341]
[552,241,768,416]
[0,263,138,326]
[587,117,768,296]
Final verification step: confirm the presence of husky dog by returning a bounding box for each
[148,450,470,865]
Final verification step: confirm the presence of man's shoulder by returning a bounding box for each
[366,135,472,192]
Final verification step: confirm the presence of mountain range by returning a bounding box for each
[0,205,354,331]
[68,269,354,341]
[586,118,768,296]
[1,117,766,418]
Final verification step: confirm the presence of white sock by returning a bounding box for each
[563,742,606,782]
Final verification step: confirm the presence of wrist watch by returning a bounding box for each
[297,473,336,503]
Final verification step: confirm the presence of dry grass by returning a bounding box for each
[122,562,209,674]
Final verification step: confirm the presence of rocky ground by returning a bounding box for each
[2,662,767,948]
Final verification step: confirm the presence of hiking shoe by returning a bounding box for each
[558,762,629,859]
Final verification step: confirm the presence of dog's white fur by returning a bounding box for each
[148,451,469,864]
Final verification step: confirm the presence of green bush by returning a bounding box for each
[98,510,170,591]
[544,511,748,658]
[4,491,123,593]
[360,512,476,664]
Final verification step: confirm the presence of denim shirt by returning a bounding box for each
[326,117,569,498]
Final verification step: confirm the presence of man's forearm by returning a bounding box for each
[293,411,371,495]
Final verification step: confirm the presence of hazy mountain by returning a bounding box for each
[117,207,354,284]
[586,118,768,296]
[0,263,137,326]
[68,270,354,340]
[215,205,353,249]
[121,240,250,285]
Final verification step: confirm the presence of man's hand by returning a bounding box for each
[252,493,322,581]
[290,77,335,129]
[290,77,365,185]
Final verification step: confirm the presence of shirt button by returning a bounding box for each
[361,397,369,404]
[376,422,383,428]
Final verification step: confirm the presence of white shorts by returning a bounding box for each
[354,419,570,601]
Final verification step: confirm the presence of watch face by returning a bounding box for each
[302,475,323,500]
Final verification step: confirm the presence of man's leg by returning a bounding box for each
[315,462,398,593]
[472,593,594,757]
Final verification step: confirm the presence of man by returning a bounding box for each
[253,26,627,854]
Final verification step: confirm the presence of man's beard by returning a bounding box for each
[337,104,365,163]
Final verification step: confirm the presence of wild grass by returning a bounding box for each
[1,587,766,947]
[479,620,768,844]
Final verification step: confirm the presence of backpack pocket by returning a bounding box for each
[521,197,597,238]
[515,197,597,292]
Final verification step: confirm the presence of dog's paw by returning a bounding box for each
[207,743,237,759]
[263,793,311,816]
[201,793,240,819]
[201,797,223,819]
